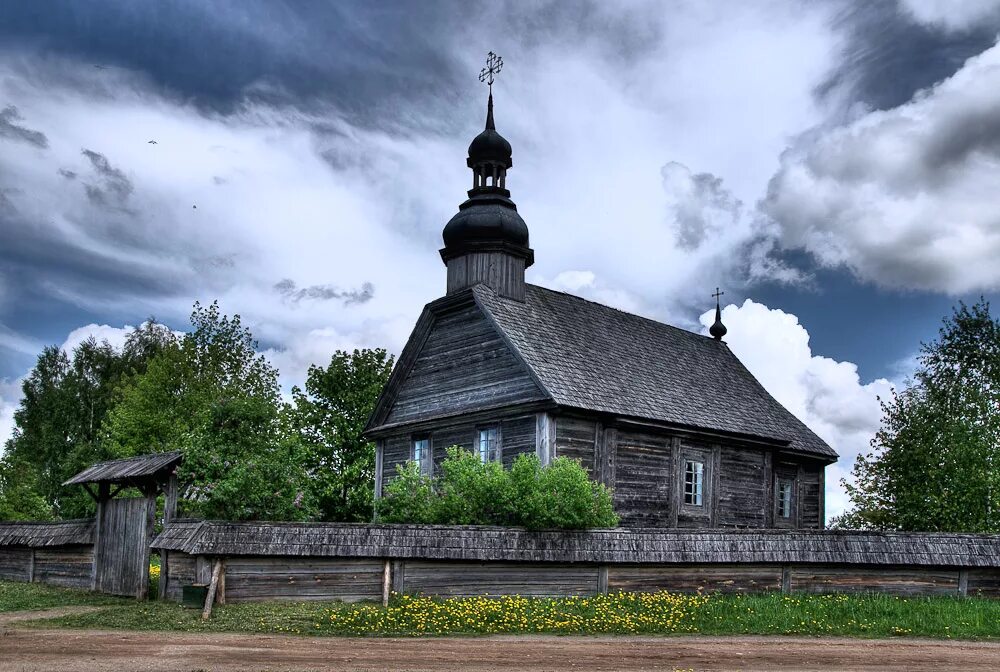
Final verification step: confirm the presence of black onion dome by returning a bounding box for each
[467,94,512,168]
[442,193,529,248]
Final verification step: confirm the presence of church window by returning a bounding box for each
[478,426,500,463]
[777,479,794,518]
[683,460,704,506]
[412,436,432,475]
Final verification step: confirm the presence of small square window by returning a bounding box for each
[412,437,432,475]
[683,460,704,506]
[477,426,500,463]
[777,479,793,518]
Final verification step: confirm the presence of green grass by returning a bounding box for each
[4,580,1000,639]
[0,581,123,612]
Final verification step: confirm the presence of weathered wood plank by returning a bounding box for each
[790,565,961,596]
[608,564,782,594]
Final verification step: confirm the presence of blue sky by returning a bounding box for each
[2,0,1000,518]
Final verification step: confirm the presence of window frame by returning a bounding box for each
[476,424,501,463]
[411,435,433,476]
[683,459,705,507]
[777,477,794,520]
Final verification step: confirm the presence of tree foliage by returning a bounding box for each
[835,299,1000,532]
[179,396,315,521]
[103,301,314,521]
[290,349,393,522]
[377,447,619,530]
[102,302,280,457]
[0,323,171,518]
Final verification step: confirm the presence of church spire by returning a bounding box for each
[440,52,533,301]
[710,288,728,340]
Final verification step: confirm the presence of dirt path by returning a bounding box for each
[0,606,102,627]
[2,629,1000,671]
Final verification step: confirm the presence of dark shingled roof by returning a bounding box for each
[0,519,94,547]
[63,451,182,486]
[473,284,836,459]
[151,521,1000,567]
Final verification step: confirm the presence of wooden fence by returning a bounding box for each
[152,521,1000,604]
[0,520,95,589]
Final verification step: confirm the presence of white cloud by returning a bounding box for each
[766,40,1000,293]
[900,0,1000,31]
[701,299,896,520]
[60,323,136,354]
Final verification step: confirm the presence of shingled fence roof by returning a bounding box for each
[151,521,1000,568]
[472,284,836,460]
[63,451,182,487]
[0,519,94,547]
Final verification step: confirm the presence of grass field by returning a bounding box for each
[3,580,1000,639]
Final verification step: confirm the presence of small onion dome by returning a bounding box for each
[710,304,728,340]
[467,94,512,168]
[442,192,529,249]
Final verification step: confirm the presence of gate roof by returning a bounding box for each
[63,451,182,487]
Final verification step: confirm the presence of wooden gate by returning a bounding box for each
[94,497,155,598]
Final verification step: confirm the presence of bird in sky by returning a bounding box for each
[148,140,157,144]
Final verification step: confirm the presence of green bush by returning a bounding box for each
[377,447,618,529]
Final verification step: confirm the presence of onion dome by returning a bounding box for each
[441,91,533,267]
[467,94,512,168]
[710,289,728,340]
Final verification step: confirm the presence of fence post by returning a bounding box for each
[27,548,35,583]
[382,559,391,607]
[781,565,792,594]
[597,565,608,595]
[202,558,223,620]
[959,568,969,597]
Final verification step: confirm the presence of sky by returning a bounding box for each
[2,0,1000,520]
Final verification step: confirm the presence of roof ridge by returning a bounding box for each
[524,283,721,345]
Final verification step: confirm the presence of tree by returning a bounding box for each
[291,349,393,522]
[179,396,316,521]
[103,302,280,458]
[0,455,53,521]
[1,323,171,518]
[836,299,1000,532]
[102,301,312,521]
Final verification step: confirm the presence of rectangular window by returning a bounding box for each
[683,460,704,506]
[777,479,793,519]
[412,437,431,475]
[478,426,500,463]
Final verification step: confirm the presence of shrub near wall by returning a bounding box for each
[377,448,618,529]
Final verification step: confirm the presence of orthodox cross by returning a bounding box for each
[479,51,503,94]
[712,287,724,308]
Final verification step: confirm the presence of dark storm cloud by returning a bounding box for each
[0,1,466,120]
[274,279,375,305]
[0,106,48,148]
[819,2,1000,112]
[0,1,662,126]
[80,149,133,208]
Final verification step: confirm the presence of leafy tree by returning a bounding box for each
[0,455,53,521]
[179,396,315,521]
[836,299,1000,532]
[2,323,171,518]
[103,302,280,458]
[102,301,312,521]
[377,447,619,529]
[290,349,393,522]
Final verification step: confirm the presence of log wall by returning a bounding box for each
[0,545,94,589]
[0,547,32,582]
[379,413,537,489]
[156,555,1000,603]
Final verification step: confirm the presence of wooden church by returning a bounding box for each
[365,79,837,530]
